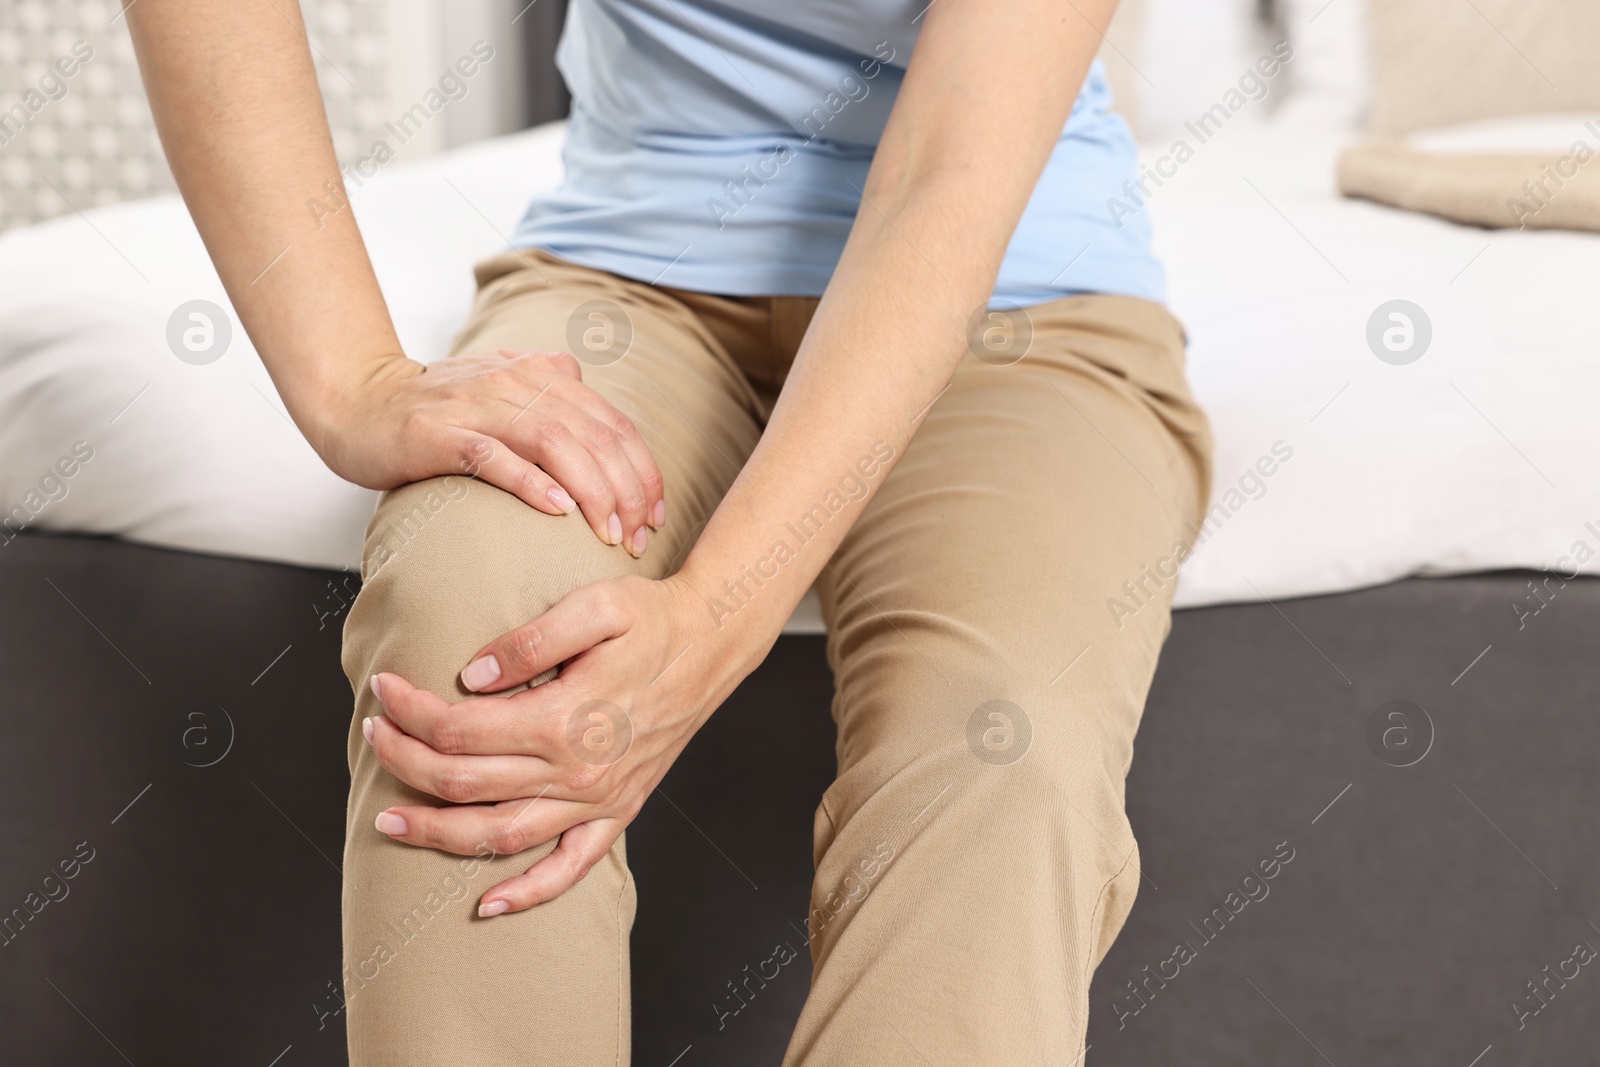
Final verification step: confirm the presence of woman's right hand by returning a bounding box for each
[310,348,665,557]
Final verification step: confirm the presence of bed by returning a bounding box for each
[3,5,1598,1063]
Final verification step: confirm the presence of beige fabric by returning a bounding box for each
[339,249,1212,1065]
[1366,0,1600,135]
[1338,138,1600,232]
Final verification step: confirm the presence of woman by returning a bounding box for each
[129,0,1210,1062]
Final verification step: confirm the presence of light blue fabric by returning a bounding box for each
[512,0,1164,307]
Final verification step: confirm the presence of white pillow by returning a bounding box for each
[1135,0,1287,143]
[1407,112,1600,155]
[1276,0,1370,133]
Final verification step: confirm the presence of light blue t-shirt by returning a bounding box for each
[512,0,1163,307]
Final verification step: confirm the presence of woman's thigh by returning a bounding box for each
[339,251,762,1065]
[819,293,1211,781]
[786,294,1212,1066]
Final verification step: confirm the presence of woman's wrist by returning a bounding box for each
[671,550,804,663]
[290,348,420,468]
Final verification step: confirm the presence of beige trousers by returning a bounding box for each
[340,249,1212,1065]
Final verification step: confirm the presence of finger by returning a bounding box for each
[540,397,651,555]
[478,818,624,915]
[364,710,552,804]
[565,404,651,556]
[373,794,589,857]
[451,432,578,516]
[553,383,666,531]
[490,348,583,382]
[458,583,629,693]
[373,670,564,756]
[499,403,622,547]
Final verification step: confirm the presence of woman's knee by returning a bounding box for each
[341,473,640,697]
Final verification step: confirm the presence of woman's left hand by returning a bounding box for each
[363,572,759,916]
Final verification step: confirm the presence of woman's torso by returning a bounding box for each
[512,0,1164,307]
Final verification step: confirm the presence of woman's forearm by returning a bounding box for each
[677,0,1117,647]
[676,181,991,638]
[125,0,404,444]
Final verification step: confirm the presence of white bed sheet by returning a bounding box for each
[1150,108,1600,607]
[0,116,1595,629]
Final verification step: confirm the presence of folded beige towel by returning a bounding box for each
[1338,139,1600,232]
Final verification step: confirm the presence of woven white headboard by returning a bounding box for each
[0,0,527,232]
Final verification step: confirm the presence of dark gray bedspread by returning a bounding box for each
[1,532,1594,1065]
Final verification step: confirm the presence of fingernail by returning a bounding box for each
[479,899,511,918]
[362,716,374,744]
[548,486,576,514]
[461,654,501,692]
[607,513,622,545]
[630,526,648,557]
[652,499,666,528]
[369,674,381,699]
[374,811,408,836]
